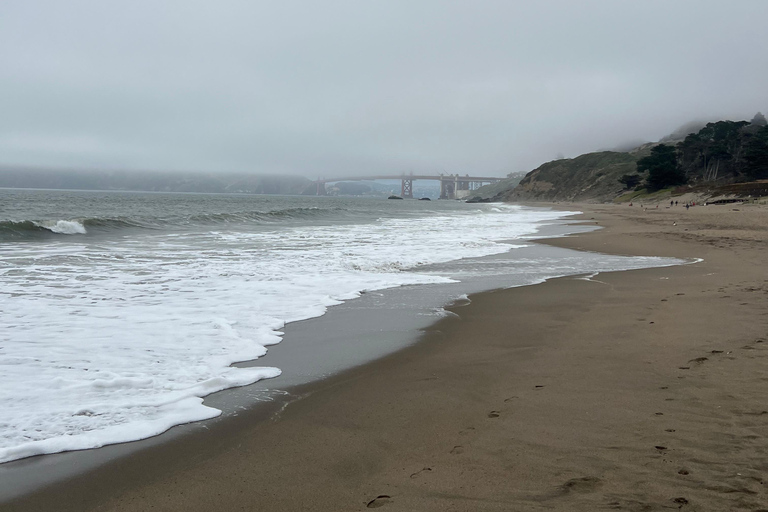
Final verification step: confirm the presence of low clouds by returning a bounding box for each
[1,0,766,177]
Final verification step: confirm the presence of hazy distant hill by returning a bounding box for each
[324,181,397,197]
[659,120,711,143]
[0,168,313,195]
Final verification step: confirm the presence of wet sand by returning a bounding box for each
[7,202,768,511]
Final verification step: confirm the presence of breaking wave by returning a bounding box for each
[0,207,344,241]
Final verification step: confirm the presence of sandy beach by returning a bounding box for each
[7,202,768,511]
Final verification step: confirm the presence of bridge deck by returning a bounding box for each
[316,175,502,183]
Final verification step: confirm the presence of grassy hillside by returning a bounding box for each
[488,115,768,204]
[500,152,637,202]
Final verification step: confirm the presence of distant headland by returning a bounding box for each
[470,112,768,204]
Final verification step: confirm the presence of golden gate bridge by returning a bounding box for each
[314,173,502,199]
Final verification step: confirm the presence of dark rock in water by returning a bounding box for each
[419,197,431,201]
[387,195,404,200]
[465,196,492,203]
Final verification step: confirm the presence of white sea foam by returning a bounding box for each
[0,203,636,463]
[34,219,87,234]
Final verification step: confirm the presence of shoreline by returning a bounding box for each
[0,211,611,502]
[7,202,768,511]
[1,204,594,496]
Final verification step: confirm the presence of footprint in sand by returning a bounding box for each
[688,357,708,365]
[366,495,392,508]
[560,476,602,494]
[450,445,464,455]
[409,467,432,479]
[488,411,500,418]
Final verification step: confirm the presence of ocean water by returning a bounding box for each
[0,189,682,464]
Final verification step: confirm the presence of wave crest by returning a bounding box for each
[36,220,87,235]
[0,219,89,240]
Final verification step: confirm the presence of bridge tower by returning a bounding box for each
[401,178,413,199]
[440,177,455,199]
[316,181,327,196]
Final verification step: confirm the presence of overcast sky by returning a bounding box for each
[1,1,766,178]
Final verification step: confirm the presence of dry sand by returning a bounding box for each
[7,202,768,511]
